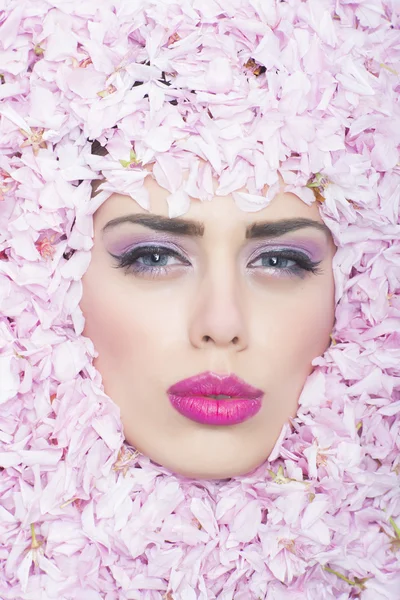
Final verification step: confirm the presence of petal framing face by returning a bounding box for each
[0,0,399,597]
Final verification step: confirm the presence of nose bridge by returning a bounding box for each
[189,255,248,349]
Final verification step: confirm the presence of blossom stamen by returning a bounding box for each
[20,128,47,155]
[0,168,13,200]
[33,44,44,56]
[279,538,296,554]
[268,465,308,485]
[306,173,330,197]
[244,58,266,76]
[35,235,57,260]
[112,446,140,476]
[167,33,181,46]
[119,149,142,168]
[79,57,93,68]
[97,84,117,98]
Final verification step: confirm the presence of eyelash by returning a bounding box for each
[113,245,322,279]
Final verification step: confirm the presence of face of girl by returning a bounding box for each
[80,174,336,479]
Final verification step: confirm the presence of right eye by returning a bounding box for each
[113,245,191,277]
[136,251,175,267]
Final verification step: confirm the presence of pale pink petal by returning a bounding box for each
[1,1,399,598]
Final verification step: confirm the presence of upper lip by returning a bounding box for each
[167,371,264,399]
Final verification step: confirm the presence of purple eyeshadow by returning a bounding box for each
[104,233,186,257]
[248,238,325,263]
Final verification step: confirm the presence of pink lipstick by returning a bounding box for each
[167,372,264,425]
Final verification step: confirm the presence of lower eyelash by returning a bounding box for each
[287,263,322,278]
[129,264,170,278]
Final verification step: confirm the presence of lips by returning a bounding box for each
[167,372,264,426]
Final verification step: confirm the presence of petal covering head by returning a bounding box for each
[0,1,399,598]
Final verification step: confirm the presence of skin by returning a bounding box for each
[80,173,336,480]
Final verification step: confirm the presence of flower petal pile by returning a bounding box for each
[0,1,399,598]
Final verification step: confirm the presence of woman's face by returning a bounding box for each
[80,174,336,479]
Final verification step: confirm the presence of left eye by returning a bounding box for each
[248,250,320,275]
[251,255,296,269]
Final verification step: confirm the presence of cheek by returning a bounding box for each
[253,274,335,371]
[284,276,336,360]
[80,265,185,370]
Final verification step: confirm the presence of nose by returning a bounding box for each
[188,270,248,352]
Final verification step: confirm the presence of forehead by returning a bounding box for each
[93,171,324,231]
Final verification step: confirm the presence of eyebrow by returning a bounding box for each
[102,214,204,236]
[102,214,330,238]
[245,218,330,239]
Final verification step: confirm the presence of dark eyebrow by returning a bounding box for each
[245,218,331,239]
[102,214,330,239]
[102,214,204,236]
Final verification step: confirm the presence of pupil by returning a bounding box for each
[142,252,169,266]
[261,256,289,268]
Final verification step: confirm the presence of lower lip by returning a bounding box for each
[167,394,262,425]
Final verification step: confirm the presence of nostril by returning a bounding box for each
[201,335,241,345]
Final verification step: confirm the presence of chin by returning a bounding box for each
[154,453,268,481]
